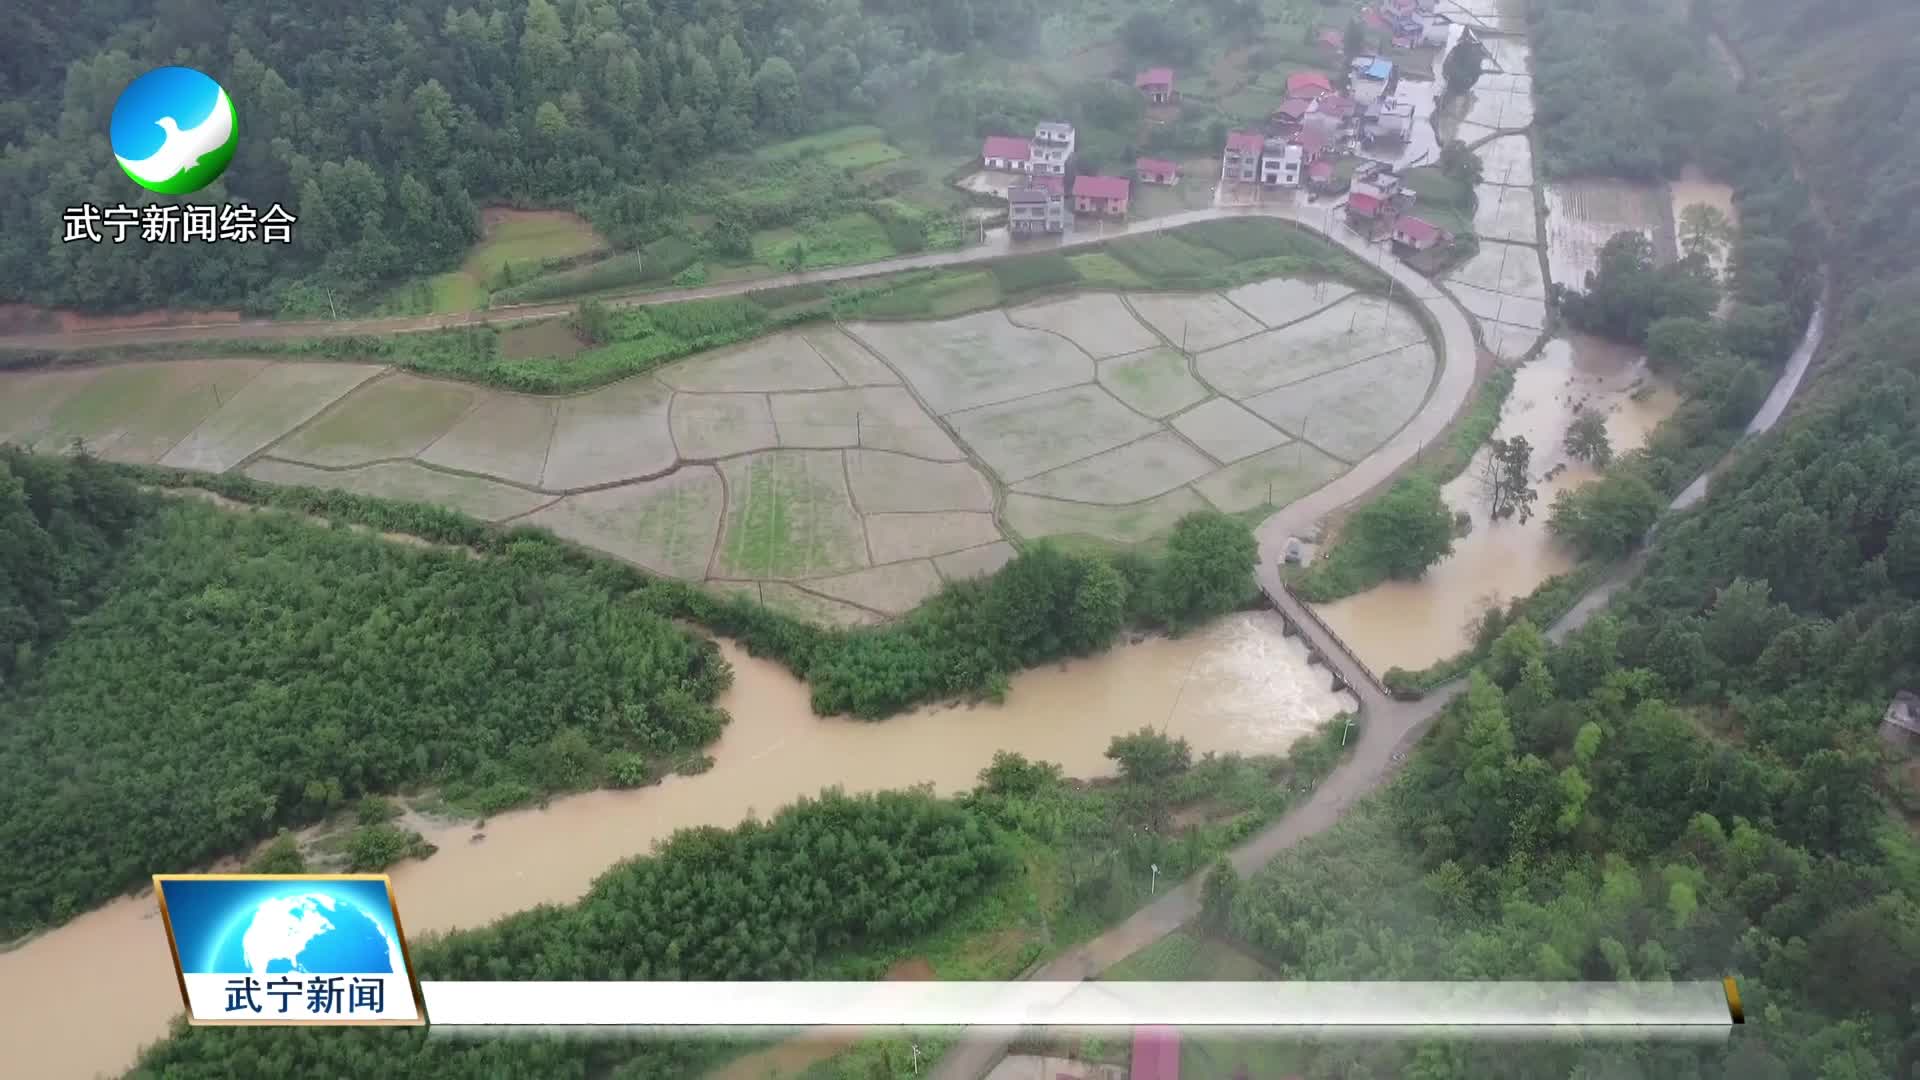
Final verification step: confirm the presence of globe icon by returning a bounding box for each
[212,893,401,975]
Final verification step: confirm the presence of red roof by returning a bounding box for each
[1275,97,1314,121]
[982,135,1031,160]
[1287,72,1334,97]
[1034,173,1065,195]
[1363,8,1391,30]
[1136,67,1175,88]
[1137,157,1179,175]
[1073,174,1131,200]
[1319,29,1345,50]
[1132,1026,1181,1080]
[1316,94,1358,118]
[1292,127,1330,158]
[1225,130,1266,155]
[1308,161,1335,181]
[1347,191,1382,216]
[1396,216,1445,245]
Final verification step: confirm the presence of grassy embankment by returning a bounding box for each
[1,218,1387,395]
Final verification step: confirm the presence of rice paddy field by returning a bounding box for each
[3,263,1448,622]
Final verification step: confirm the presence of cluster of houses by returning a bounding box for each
[1364,0,1452,49]
[981,81,1189,236]
[1219,58,1451,256]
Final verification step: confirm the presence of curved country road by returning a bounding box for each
[0,198,1455,354]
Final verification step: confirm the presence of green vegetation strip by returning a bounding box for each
[2,220,1394,398]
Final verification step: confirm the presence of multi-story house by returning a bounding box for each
[1008,177,1067,235]
[1031,121,1076,176]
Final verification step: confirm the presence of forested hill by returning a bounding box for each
[1211,4,1920,1078]
[0,0,1037,312]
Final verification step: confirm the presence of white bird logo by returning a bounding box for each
[116,88,235,185]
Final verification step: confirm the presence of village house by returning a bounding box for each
[1222,129,1265,184]
[1031,121,1076,176]
[981,135,1031,173]
[1072,174,1131,216]
[1136,157,1180,185]
[1135,67,1176,104]
[1391,215,1450,253]
[1273,97,1315,130]
[1364,97,1417,144]
[1286,71,1335,100]
[1259,136,1298,187]
[1884,691,1920,748]
[1355,161,1404,196]
[1350,57,1396,107]
[1306,159,1340,194]
[1346,185,1387,226]
[1317,28,1345,54]
[1312,93,1359,128]
[1008,178,1067,236]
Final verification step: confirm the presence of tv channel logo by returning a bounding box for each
[110,66,237,195]
[153,875,424,1025]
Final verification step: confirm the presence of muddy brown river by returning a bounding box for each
[1315,336,1679,673]
[0,613,1352,1080]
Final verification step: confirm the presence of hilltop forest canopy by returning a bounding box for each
[0,0,1041,312]
[1214,1,1920,1076]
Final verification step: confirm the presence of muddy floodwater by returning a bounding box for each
[1314,336,1679,674]
[0,613,1351,1080]
[1669,164,1740,305]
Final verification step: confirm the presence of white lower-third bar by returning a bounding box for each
[421,981,1737,1030]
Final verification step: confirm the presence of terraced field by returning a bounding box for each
[0,276,1445,623]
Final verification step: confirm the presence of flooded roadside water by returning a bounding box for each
[1668,164,1740,309]
[1313,336,1679,673]
[0,613,1352,1080]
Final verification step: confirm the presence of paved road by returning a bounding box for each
[0,195,1472,358]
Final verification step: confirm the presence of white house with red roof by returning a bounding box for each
[981,135,1031,173]
[1391,215,1450,253]
[1286,71,1335,99]
[1072,174,1131,216]
[1136,157,1180,185]
[1222,129,1265,184]
[1135,67,1176,104]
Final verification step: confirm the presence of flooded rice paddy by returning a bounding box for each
[0,614,1352,1080]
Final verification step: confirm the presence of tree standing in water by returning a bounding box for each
[1480,436,1539,524]
[1564,409,1614,467]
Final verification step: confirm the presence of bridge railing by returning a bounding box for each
[1262,581,1388,699]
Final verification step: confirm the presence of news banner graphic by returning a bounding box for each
[152,875,424,1026]
[419,980,1746,1037]
[149,878,1742,1034]
[63,202,296,245]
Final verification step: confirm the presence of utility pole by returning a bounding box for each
[1150,863,1161,894]
[1342,713,1354,746]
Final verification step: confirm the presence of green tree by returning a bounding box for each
[1105,727,1193,786]
[1678,203,1732,262]
[1152,511,1258,629]
[1201,858,1239,928]
[1443,37,1484,96]
[1548,469,1663,558]
[1479,436,1538,524]
[751,56,802,132]
[1347,477,1455,580]
[1645,315,1720,374]
[1437,139,1484,187]
[1343,17,1367,60]
[1563,408,1613,466]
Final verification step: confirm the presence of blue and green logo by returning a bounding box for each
[110,67,237,195]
